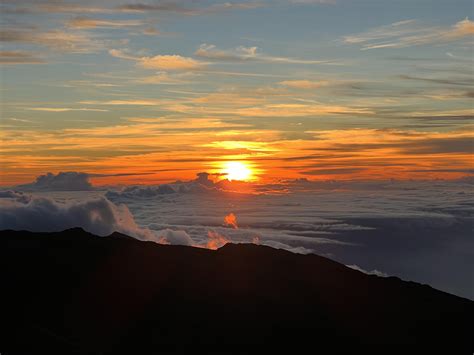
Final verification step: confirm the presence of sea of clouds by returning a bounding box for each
[1,171,473,299]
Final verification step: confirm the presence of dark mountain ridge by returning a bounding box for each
[0,228,472,354]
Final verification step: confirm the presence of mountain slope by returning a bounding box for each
[0,228,472,354]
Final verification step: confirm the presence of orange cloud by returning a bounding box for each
[279,80,329,89]
[1,117,472,186]
[224,213,238,229]
[443,17,474,40]
[206,230,230,250]
[66,17,144,29]
[0,51,44,64]
[109,49,206,71]
[140,55,205,71]
[28,107,108,112]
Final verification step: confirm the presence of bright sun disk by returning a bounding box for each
[223,161,252,181]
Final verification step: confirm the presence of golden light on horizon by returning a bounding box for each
[222,161,253,181]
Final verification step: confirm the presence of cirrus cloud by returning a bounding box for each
[66,16,144,29]
[195,43,332,64]
[343,18,474,50]
[0,51,44,64]
[279,80,329,89]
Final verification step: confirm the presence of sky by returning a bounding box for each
[1,0,473,186]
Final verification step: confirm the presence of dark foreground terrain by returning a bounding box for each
[0,228,472,354]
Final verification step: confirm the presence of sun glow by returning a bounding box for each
[223,161,252,181]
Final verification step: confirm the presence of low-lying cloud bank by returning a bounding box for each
[105,172,250,199]
[12,171,474,198]
[0,192,154,240]
[0,191,310,254]
[17,172,94,191]
[13,170,246,196]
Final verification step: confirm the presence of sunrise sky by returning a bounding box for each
[1,0,473,186]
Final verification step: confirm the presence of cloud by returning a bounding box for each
[279,80,329,89]
[289,0,336,4]
[224,213,239,229]
[28,107,108,112]
[0,29,100,53]
[107,48,137,60]
[106,185,177,199]
[2,0,264,15]
[116,2,195,14]
[142,27,161,36]
[343,18,474,50]
[233,103,373,117]
[140,55,205,70]
[0,190,241,252]
[0,190,31,203]
[195,44,258,61]
[135,72,185,85]
[109,49,206,71]
[117,1,263,15]
[399,75,474,87]
[206,1,263,12]
[156,229,195,246]
[261,240,314,254]
[346,264,388,277]
[17,172,94,191]
[1,1,122,14]
[105,173,220,200]
[0,51,44,64]
[0,194,155,240]
[408,169,474,174]
[79,99,161,105]
[195,43,331,64]
[66,16,144,29]
[13,171,163,193]
[301,168,366,175]
[204,230,230,250]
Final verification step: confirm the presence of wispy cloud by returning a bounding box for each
[1,1,113,14]
[279,80,329,89]
[0,50,44,64]
[343,18,474,50]
[0,29,100,53]
[142,27,161,36]
[289,0,336,4]
[134,71,196,85]
[66,16,144,29]
[28,107,109,112]
[195,44,333,64]
[399,74,474,87]
[116,2,193,14]
[117,1,263,15]
[79,99,162,106]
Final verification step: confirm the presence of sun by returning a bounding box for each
[223,161,252,181]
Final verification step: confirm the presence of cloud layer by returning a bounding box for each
[18,172,94,191]
[0,193,154,239]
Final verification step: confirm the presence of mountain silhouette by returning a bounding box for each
[0,228,472,354]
